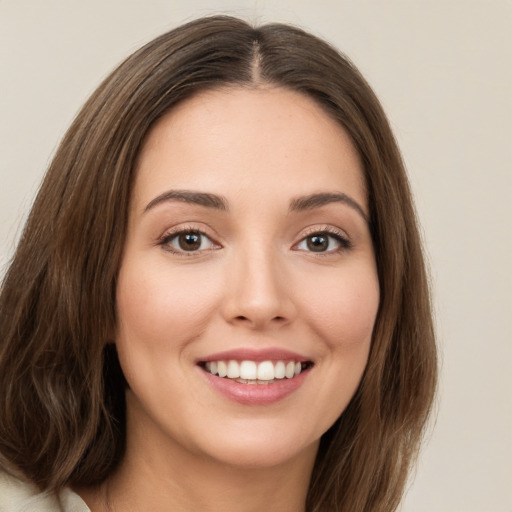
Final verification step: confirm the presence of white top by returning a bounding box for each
[0,470,90,512]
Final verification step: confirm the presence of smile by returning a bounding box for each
[202,360,312,384]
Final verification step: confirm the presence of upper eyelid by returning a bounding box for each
[158,228,221,256]
[159,223,221,242]
[293,226,352,253]
[156,224,351,249]
[297,225,350,241]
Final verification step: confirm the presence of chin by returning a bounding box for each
[200,432,319,470]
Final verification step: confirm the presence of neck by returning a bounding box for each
[107,449,314,512]
[77,397,318,512]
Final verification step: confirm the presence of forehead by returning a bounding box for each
[133,86,366,212]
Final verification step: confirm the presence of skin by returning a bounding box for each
[78,87,380,511]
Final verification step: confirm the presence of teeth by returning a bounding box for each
[204,359,308,383]
[274,361,285,379]
[240,360,257,380]
[285,361,295,379]
[235,378,276,385]
[217,361,227,378]
[227,360,240,378]
[257,361,274,380]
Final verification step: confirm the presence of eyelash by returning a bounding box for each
[157,225,352,256]
[294,226,352,255]
[157,225,219,256]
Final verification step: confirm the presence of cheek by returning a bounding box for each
[115,259,223,347]
[298,264,379,430]
[265,265,377,441]
[300,265,380,350]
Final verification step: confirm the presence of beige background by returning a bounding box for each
[1,1,511,510]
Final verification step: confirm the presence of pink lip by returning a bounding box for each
[196,347,313,405]
[200,368,310,405]
[197,347,311,363]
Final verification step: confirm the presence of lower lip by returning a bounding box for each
[200,368,310,405]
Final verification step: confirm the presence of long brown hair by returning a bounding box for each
[0,15,436,511]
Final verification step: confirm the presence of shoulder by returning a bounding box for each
[0,470,90,512]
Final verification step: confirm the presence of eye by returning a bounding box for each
[161,230,218,254]
[295,231,350,253]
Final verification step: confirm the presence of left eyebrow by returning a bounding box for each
[289,192,369,224]
[144,189,229,213]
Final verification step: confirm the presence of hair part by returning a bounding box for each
[0,15,436,511]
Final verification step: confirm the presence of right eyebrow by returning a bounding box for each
[289,192,369,225]
[143,189,229,213]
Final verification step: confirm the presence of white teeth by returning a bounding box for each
[204,359,307,383]
[227,360,240,378]
[285,361,295,379]
[257,361,275,381]
[217,361,227,378]
[236,378,275,385]
[274,361,285,379]
[240,360,257,380]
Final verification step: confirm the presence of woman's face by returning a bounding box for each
[115,87,379,470]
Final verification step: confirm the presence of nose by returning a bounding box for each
[220,247,296,330]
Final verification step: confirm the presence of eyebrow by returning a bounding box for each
[144,190,229,212]
[144,189,368,223]
[289,192,369,224]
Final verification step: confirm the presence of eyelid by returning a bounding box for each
[156,223,351,256]
[292,225,352,254]
[157,224,222,255]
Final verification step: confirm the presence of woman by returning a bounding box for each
[0,15,437,512]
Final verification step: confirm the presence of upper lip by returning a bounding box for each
[197,347,312,363]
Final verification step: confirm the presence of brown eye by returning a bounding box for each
[163,230,217,253]
[295,231,349,254]
[178,232,202,251]
[307,234,329,252]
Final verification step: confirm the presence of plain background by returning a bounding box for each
[1,1,511,510]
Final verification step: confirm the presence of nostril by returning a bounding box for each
[235,315,285,322]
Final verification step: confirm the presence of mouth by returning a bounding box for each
[198,359,314,385]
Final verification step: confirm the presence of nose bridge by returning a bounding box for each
[222,240,293,328]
